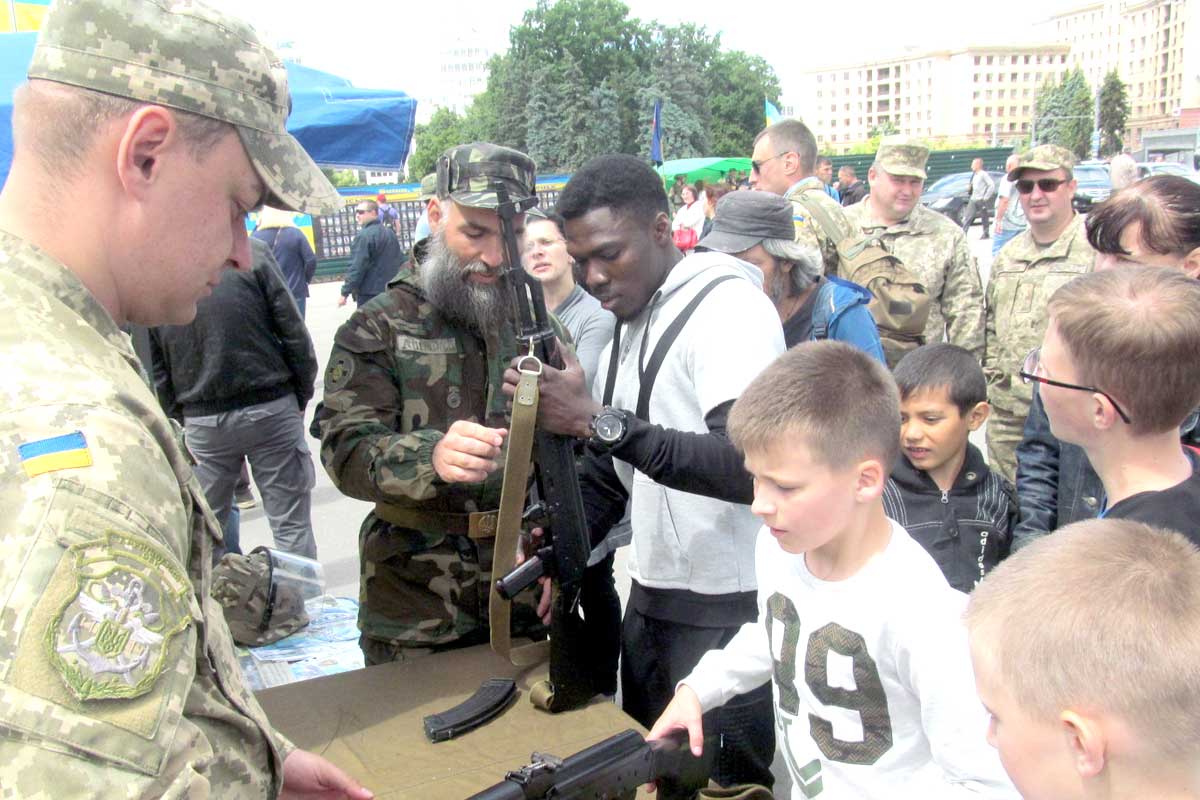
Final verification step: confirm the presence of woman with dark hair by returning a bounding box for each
[670,184,706,253]
[1015,174,1200,547]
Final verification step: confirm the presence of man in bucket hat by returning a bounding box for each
[699,190,883,359]
[983,144,1096,484]
[317,142,552,666]
[0,1,369,797]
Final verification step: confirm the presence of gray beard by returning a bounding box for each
[766,265,791,308]
[420,232,509,334]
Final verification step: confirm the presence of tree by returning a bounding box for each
[1098,69,1130,156]
[707,51,781,156]
[1033,67,1094,159]
[321,168,360,188]
[406,107,466,181]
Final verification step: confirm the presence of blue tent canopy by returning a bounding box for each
[0,33,417,187]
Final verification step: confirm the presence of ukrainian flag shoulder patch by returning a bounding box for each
[19,431,92,478]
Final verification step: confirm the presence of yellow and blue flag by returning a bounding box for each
[765,99,782,126]
[19,431,92,478]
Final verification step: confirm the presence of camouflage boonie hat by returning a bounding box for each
[1008,144,1077,180]
[211,547,308,647]
[27,0,339,215]
[437,142,536,210]
[874,135,930,180]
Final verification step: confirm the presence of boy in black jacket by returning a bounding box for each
[882,344,1015,592]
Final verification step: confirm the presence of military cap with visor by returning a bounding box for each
[697,190,795,254]
[437,142,537,210]
[27,0,340,216]
[1007,144,1077,180]
[874,135,930,180]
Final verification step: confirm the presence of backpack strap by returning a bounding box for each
[636,275,736,421]
[598,275,737,420]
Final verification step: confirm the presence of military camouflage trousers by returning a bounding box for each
[358,517,546,660]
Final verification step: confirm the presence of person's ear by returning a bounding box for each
[1091,392,1122,431]
[1181,246,1200,280]
[427,197,445,232]
[652,210,672,244]
[1061,710,1106,779]
[855,457,887,501]
[967,401,990,431]
[115,105,176,197]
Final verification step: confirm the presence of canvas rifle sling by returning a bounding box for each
[489,354,550,668]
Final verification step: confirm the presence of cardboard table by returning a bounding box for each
[258,644,651,798]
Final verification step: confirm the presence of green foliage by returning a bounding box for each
[1033,67,1094,159]
[406,107,466,181]
[322,168,361,188]
[455,0,779,171]
[1098,69,1130,156]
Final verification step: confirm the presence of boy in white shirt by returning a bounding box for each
[648,341,1015,799]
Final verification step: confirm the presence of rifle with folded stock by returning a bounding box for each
[467,729,714,800]
[489,184,597,712]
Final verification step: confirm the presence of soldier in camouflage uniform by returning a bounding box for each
[317,142,547,666]
[751,118,845,276]
[984,144,1096,484]
[843,136,986,360]
[0,2,369,798]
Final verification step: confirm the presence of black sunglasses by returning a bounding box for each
[751,152,790,173]
[1020,348,1131,425]
[1016,178,1068,194]
[355,208,370,214]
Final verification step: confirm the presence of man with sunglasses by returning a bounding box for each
[338,199,404,308]
[750,119,845,276]
[983,144,1096,484]
[1024,267,1200,545]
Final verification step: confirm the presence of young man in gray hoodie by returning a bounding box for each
[506,154,785,789]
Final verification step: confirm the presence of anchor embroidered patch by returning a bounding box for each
[47,530,192,701]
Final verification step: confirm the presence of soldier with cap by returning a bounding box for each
[750,118,846,276]
[983,144,1096,484]
[317,142,549,666]
[843,135,985,360]
[0,1,369,797]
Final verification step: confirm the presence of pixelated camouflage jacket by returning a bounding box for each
[984,214,1096,413]
[0,232,290,797]
[844,200,986,360]
[784,176,845,277]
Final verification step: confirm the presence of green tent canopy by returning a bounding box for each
[657,157,752,187]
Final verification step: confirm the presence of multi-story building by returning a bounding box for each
[1040,0,1200,150]
[794,44,1070,151]
[415,31,493,123]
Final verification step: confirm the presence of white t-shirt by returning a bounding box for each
[683,520,1017,800]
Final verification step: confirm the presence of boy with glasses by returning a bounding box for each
[1026,266,1200,544]
[983,145,1096,484]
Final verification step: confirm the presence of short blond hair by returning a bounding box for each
[966,519,1200,759]
[1048,266,1200,434]
[729,341,900,470]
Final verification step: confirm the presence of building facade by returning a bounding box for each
[794,44,1070,151]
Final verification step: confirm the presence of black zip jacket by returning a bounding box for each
[150,239,318,419]
[882,443,1016,593]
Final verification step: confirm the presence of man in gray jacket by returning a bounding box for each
[506,154,785,790]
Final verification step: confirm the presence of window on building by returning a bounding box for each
[987,55,994,64]
[974,56,981,65]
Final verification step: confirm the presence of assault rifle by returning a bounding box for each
[467,729,714,800]
[492,185,597,712]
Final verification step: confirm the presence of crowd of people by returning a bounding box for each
[3,2,1200,799]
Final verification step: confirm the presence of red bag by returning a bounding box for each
[672,227,698,250]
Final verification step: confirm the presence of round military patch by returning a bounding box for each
[327,353,355,392]
[48,530,192,702]
[447,386,462,410]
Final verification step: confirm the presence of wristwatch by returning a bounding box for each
[589,407,629,448]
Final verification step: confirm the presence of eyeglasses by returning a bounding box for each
[1020,348,1131,424]
[1016,178,1069,194]
[523,236,565,254]
[751,152,790,173]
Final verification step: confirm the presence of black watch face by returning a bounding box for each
[594,412,624,441]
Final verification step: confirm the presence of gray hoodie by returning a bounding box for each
[593,251,785,595]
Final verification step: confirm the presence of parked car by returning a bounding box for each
[918,170,1005,226]
[1136,161,1200,184]
[1072,163,1112,213]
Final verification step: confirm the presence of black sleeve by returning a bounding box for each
[607,399,753,504]
[578,446,629,549]
[256,245,319,408]
[1013,386,1059,549]
[147,328,181,423]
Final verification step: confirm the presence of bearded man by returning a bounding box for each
[317,143,547,664]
